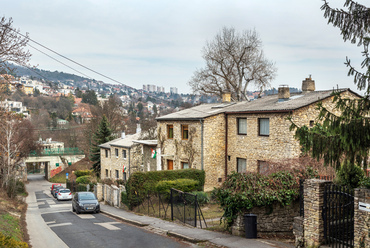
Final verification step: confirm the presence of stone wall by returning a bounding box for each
[231,201,299,237]
[354,188,370,247]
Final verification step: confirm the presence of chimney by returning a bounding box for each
[222,93,231,103]
[136,124,141,134]
[302,76,315,92]
[278,85,290,101]
[121,131,125,139]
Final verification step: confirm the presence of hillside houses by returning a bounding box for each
[156,77,362,191]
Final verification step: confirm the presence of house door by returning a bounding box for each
[167,160,173,170]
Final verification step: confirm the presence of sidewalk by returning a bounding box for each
[100,204,294,248]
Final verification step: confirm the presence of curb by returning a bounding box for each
[100,210,149,227]
[167,231,207,244]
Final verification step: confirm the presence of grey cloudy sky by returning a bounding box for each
[2,0,365,94]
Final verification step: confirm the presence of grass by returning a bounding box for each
[0,213,23,242]
[49,173,68,183]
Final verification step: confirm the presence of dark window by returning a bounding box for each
[258,160,268,174]
[309,120,314,127]
[237,158,247,173]
[105,169,108,177]
[258,118,269,136]
[115,170,119,179]
[115,148,118,157]
[181,162,189,169]
[167,125,173,139]
[105,149,108,158]
[123,172,127,181]
[237,118,247,135]
[122,150,127,159]
[182,125,189,140]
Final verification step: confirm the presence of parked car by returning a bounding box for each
[53,185,64,198]
[56,189,72,201]
[72,192,100,214]
[50,183,61,195]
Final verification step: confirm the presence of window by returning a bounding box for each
[258,118,269,136]
[181,162,189,169]
[182,125,189,140]
[122,149,127,159]
[105,149,109,158]
[237,158,247,173]
[237,118,247,135]
[309,120,314,127]
[258,160,268,174]
[105,169,108,177]
[123,172,127,181]
[115,170,119,179]
[115,148,119,157]
[167,125,173,139]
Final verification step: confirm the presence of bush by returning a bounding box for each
[155,179,199,195]
[74,170,92,178]
[121,191,129,206]
[0,232,28,248]
[192,191,210,206]
[126,169,205,209]
[15,180,26,195]
[336,162,364,189]
[360,177,370,189]
[76,175,92,184]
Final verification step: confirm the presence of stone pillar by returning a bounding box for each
[354,188,370,247]
[112,185,119,207]
[293,216,304,248]
[96,183,103,201]
[303,179,331,247]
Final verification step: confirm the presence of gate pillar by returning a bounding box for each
[354,188,370,247]
[303,179,331,247]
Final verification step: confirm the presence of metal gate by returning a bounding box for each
[322,184,354,248]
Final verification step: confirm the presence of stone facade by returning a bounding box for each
[231,201,299,237]
[354,188,370,248]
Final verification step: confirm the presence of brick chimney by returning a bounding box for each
[278,85,290,101]
[302,76,315,92]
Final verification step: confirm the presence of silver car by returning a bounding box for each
[56,189,72,201]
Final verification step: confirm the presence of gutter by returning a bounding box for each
[200,119,204,171]
[224,113,228,180]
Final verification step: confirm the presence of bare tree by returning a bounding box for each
[0,16,31,73]
[189,27,276,101]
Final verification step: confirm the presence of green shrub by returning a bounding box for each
[0,232,28,248]
[155,179,199,195]
[213,169,317,227]
[192,191,210,206]
[74,170,92,178]
[76,175,92,184]
[15,180,26,195]
[336,162,364,189]
[360,177,370,189]
[126,169,205,209]
[121,191,129,206]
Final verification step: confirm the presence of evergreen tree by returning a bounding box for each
[290,1,369,179]
[90,115,113,177]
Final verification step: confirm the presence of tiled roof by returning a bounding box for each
[156,89,359,120]
[99,132,141,149]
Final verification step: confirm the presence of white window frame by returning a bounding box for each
[259,118,270,136]
[237,118,247,135]
[237,158,247,173]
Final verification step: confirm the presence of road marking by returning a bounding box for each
[45,221,56,225]
[95,222,121,230]
[48,222,72,228]
[76,214,95,219]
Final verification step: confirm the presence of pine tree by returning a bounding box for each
[290,1,369,177]
[90,115,113,177]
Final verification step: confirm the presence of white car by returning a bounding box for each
[56,189,72,201]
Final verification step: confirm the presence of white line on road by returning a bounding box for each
[76,214,96,219]
[45,221,56,225]
[95,222,121,230]
[48,222,72,228]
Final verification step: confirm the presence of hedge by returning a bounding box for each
[75,175,92,184]
[125,169,205,208]
[74,170,92,178]
[155,179,199,195]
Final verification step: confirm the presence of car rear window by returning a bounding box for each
[79,193,96,200]
[60,190,70,193]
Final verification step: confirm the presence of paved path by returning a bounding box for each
[100,204,294,248]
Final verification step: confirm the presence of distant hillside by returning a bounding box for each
[9,63,90,83]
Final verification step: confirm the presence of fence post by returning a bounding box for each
[195,194,197,228]
[171,189,173,221]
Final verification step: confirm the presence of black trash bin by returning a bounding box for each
[244,214,257,239]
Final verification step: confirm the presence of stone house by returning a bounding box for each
[156,78,362,191]
[99,128,158,181]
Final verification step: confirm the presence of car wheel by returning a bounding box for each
[76,207,80,214]
[95,209,100,214]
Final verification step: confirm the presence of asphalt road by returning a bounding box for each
[26,174,191,248]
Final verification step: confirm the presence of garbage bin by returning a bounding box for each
[244,214,257,239]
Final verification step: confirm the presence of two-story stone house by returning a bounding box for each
[156,78,361,191]
[99,128,158,181]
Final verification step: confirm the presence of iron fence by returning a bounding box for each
[322,184,354,248]
[134,192,171,220]
[299,179,304,217]
[29,147,84,157]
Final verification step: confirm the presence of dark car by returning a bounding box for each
[72,192,100,214]
[53,185,64,198]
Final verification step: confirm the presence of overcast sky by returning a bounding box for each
[2,0,365,94]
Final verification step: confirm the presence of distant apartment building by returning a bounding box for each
[0,99,30,118]
[157,86,165,93]
[170,87,178,94]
